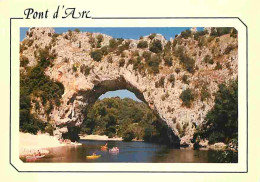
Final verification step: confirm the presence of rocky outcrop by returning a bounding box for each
[20,27,238,147]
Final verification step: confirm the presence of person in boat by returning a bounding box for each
[92,152,96,156]
[105,143,107,147]
[37,150,41,156]
[111,147,119,151]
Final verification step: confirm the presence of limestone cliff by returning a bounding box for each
[20,27,238,147]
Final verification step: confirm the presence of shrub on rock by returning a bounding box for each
[90,49,103,62]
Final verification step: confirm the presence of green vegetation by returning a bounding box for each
[90,49,103,62]
[27,39,34,47]
[161,92,169,101]
[230,28,238,38]
[89,35,96,48]
[68,30,72,37]
[96,34,103,48]
[122,131,135,141]
[201,84,210,101]
[198,37,206,48]
[209,150,238,163]
[80,65,91,76]
[164,55,173,66]
[179,88,195,108]
[193,29,208,40]
[20,43,28,53]
[210,27,233,37]
[224,44,237,54]
[116,41,130,55]
[180,29,192,39]
[127,50,161,75]
[148,33,156,40]
[215,62,222,70]
[81,97,171,143]
[155,76,165,88]
[149,40,163,53]
[182,74,189,84]
[119,58,125,67]
[142,51,151,60]
[195,80,238,145]
[20,48,64,134]
[20,56,29,67]
[132,56,143,71]
[203,55,214,64]
[168,74,175,87]
[174,46,195,73]
[72,64,77,72]
[109,38,124,51]
[137,40,148,48]
[74,28,80,33]
[146,54,161,74]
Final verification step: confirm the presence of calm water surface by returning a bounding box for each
[21,140,233,163]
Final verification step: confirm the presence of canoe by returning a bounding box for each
[26,155,45,160]
[86,155,101,159]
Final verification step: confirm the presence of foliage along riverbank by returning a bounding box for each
[80,97,171,144]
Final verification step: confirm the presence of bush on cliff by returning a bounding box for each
[90,49,103,62]
[180,29,192,39]
[137,40,148,48]
[149,40,163,53]
[179,88,195,107]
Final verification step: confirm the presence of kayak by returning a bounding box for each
[109,148,119,153]
[86,155,101,159]
[101,146,107,150]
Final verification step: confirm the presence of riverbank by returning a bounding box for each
[79,134,123,141]
[19,132,82,157]
[79,134,144,142]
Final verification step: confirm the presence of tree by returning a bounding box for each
[80,97,169,144]
[123,131,135,141]
[20,47,64,134]
[198,80,238,144]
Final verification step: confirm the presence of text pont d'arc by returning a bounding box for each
[24,5,91,19]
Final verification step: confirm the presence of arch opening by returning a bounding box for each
[60,77,180,147]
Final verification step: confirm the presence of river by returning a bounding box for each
[21,140,237,163]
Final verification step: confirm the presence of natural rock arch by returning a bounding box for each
[57,77,180,146]
[21,27,238,147]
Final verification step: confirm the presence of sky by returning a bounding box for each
[20,27,203,101]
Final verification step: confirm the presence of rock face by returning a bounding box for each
[20,27,238,147]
